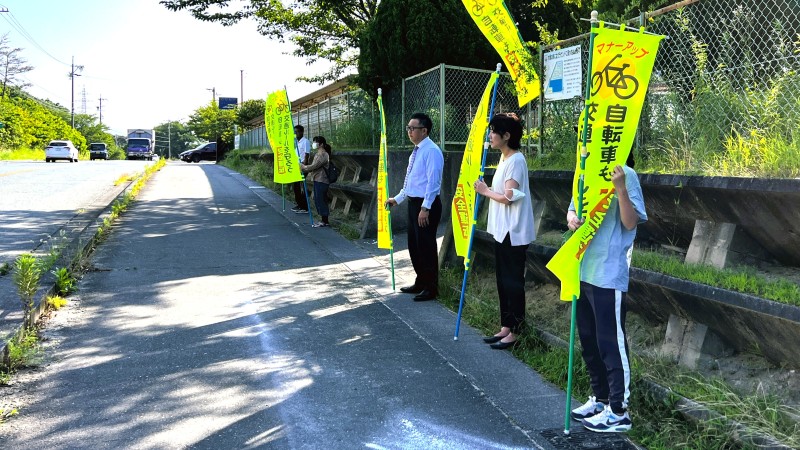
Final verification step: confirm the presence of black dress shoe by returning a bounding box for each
[413,290,437,301]
[490,340,519,350]
[482,335,508,344]
[400,285,423,294]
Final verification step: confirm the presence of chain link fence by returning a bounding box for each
[540,0,800,175]
[240,0,800,176]
[238,64,540,155]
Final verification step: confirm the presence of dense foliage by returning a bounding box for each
[154,120,200,157]
[236,99,266,131]
[187,101,237,154]
[0,88,88,154]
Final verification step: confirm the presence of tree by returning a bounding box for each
[0,33,33,98]
[356,0,589,94]
[236,99,266,131]
[154,120,199,157]
[186,102,237,155]
[357,0,496,93]
[160,0,378,83]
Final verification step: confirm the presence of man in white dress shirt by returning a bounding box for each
[385,113,445,301]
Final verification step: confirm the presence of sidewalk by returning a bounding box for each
[0,163,637,449]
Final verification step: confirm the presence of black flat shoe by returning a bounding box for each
[400,285,423,294]
[482,335,508,344]
[413,290,437,301]
[490,340,519,350]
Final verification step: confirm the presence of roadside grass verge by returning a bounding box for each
[535,233,800,307]
[0,159,166,384]
[0,148,43,161]
[438,264,799,449]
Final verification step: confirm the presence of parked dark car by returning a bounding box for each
[89,143,109,160]
[179,142,217,163]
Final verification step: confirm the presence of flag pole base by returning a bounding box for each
[453,336,459,341]
[563,429,570,436]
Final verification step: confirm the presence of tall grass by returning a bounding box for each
[0,148,44,160]
[437,264,798,449]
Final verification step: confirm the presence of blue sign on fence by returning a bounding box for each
[219,97,238,110]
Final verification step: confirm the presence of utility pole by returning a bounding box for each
[168,121,172,159]
[69,56,83,128]
[240,69,243,103]
[206,87,216,105]
[97,95,107,125]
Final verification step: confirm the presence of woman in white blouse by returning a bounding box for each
[474,113,536,349]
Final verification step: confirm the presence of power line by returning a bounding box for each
[1,11,69,66]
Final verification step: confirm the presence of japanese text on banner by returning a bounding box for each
[265,90,303,184]
[547,26,664,301]
[461,0,540,107]
[452,72,498,266]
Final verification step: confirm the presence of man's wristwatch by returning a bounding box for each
[421,207,429,212]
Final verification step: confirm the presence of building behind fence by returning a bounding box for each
[239,0,800,173]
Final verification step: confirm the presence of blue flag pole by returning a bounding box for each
[454,63,503,340]
[564,11,599,436]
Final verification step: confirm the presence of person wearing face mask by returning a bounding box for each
[300,136,332,228]
[292,125,311,214]
[473,113,536,350]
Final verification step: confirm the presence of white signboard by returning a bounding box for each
[543,45,583,101]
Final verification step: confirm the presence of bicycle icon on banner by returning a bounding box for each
[470,0,497,16]
[591,54,640,100]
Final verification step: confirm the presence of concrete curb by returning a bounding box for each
[1,171,142,365]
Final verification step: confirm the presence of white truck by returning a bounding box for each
[126,129,156,160]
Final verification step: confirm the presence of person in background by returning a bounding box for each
[473,113,535,350]
[385,112,444,302]
[567,151,646,433]
[292,125,311,214]
[301,136,332,228]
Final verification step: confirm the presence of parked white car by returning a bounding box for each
[45,140,79,163]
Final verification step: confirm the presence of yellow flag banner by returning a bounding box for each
[452,72,499,266]
[546,25,664,301]
[462,0,539,107]
[265,89,303,184]
[376,94,392,250]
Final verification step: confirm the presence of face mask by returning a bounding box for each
[312,143,318,149]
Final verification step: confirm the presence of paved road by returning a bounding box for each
[0,159,154,335]
[0,162,635,449]
[0,159,153,263]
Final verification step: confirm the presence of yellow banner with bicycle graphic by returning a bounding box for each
[461,0,540,107]
[547,25,664,301]
[265,89,303,184]
[452,72,498,266]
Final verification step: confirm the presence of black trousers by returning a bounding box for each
[494,233,528,333]
[577,282,631,412]
[407,196,442,294]
[293,181,308,210]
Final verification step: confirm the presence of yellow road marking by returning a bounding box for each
[0,168,36,177]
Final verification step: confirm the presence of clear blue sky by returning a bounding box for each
[1,0,331,135]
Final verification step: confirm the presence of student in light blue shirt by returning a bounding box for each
[566,152,646,434]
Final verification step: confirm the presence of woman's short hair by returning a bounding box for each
[489,113,523,150]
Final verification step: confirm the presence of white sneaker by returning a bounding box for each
[581,405,632,433]
[571,396,605,421]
